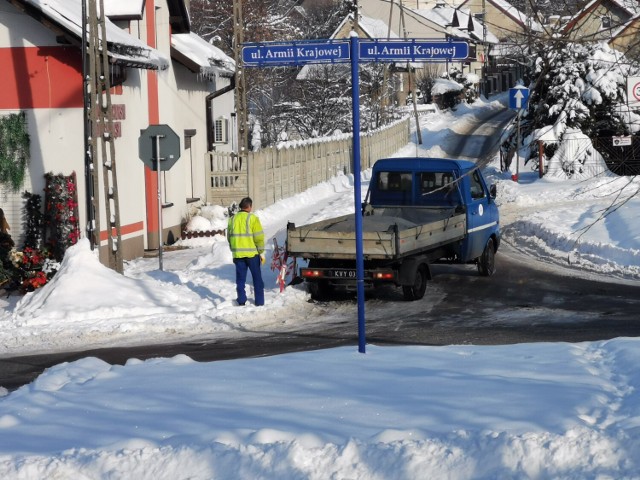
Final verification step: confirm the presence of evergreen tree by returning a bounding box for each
[526,41,630,141]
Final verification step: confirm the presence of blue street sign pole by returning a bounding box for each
[241,36,471,355]
[350,33,366,354]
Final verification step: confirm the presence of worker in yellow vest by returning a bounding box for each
[227,197,265,306]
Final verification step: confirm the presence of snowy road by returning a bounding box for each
[3,95,640,390]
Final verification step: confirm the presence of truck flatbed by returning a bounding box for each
[287,206,466,260]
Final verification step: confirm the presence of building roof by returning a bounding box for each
[477,0,544,33]
[296,13,401,81]
[10,0,170,70]
[171,32,235,79]
[104,0,144,20]
[562,0,635,35]
[355,14,401,39]
[413,5,500,44]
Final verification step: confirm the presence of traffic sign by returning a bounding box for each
[359,39,469,62]
[138,124,181,171]
[242,40,350,66]
[627,76,640,106]
[509,87,530,110]
[242,38,470,67]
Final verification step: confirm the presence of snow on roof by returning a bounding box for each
[171,33,235,78]
[21,0,168,70]
[611,0,640,14]
[297,14,400,81]
[330,13,400,40]
[609,13,640,40]
[413,6,500,44]
[358,15,400,39]
[104,0,144,20]
[431,77,464,95]
[489,0,544,32]
[565,0,636,33]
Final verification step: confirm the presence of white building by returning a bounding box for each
[0,0,235,263]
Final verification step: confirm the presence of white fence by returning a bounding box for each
[206,118,410,209]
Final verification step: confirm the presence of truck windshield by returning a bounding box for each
[420,172,455,194]
[418,171,459,205]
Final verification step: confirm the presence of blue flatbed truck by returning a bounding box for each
[286,157,500,300]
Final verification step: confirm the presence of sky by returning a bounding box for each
[1,95,640,479]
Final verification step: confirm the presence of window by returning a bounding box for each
[470,171,485,199]
[213,117,228,144]
[601,16,611,29]
[379,172,412,191]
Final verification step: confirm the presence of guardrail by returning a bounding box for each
[206,117,410,209]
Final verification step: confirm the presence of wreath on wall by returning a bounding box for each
[44,172,80,262]
[3,174,81,293]
[0,112,30,191]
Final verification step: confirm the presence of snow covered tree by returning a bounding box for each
[190,0,300,50]
[191,0,374,146]
[511,40,640,177]
[295,1,355,40]
[287,65,352,139]
[527,42,629,139]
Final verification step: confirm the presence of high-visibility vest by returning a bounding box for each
[227,211,265,259]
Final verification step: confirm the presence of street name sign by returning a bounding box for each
[242,38,469,67]
[242,40,350,66]
[359,39,469,62]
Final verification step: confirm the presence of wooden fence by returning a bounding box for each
[206,118,410,209]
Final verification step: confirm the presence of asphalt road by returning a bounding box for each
[3,242,640,391]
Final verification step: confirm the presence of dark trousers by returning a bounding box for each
[234,255,264,306]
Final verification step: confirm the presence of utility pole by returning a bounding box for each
[399,0,422,144]
[86,0,123,272]
[233,0,248,159]
[482,0,488,97]
[379,0,394,124]
[81,0,97,251]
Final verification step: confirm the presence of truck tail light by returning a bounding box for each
[373,271,395,280]
[301,269,324,278]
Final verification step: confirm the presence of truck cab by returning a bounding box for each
[367,157,500,271]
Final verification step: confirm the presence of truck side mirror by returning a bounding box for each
[489,184,497,199]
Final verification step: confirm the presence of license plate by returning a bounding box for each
[333,269,357,278]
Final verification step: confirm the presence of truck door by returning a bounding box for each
[464,170,496,260]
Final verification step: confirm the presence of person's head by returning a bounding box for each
[239,197,253,212]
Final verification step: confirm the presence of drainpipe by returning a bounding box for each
[206,76,236,151]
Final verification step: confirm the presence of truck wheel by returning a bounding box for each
[477,238,496,276]
[402,265,427,301]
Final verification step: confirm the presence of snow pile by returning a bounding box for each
[432,77,463,96]
[1,341,640,478]
[185,205,229,232]
[545,128,615,180]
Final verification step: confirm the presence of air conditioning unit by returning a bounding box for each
[214,117,229,144]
